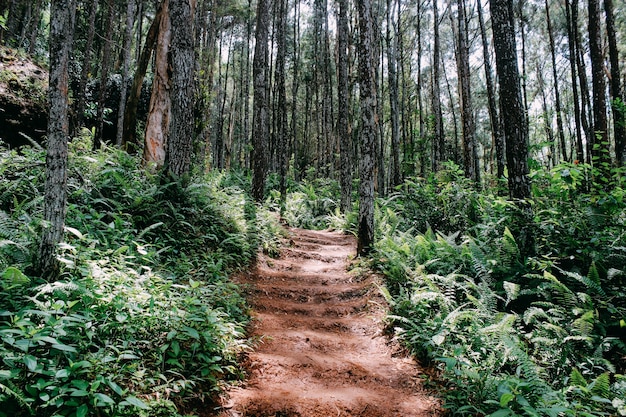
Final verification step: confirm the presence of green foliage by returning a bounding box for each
[0,143,283,417]
[374,163,626,416]
[274,177,346,230]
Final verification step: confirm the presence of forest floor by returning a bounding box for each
[216,227,442,417]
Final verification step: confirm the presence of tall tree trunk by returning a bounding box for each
[289,0,300,177]
[545,0,568,163]
[244,0,253,170]
[356,0,377,255]
[27,0,42,55]
[489,0,530,200]
[94,0,115,149]
[604,0,625,166]
[455,0,479,183]
[337,0,352,213]
[565,0,584,163]
[477,0,504,178]
[37,0,75,279]
[73,0,98,137]
[166,0,195,178]
[123,1,163,152]
[275,0,288,208]
[251,0,270,202]
[588,0,609,178]
[143,0,170,168]
[573,0,593,164]
[518,0,529,120]
[431,0,444,172]
[386,0,401,187]
[115,0,137,147]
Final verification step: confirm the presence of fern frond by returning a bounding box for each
[480,313,517,335]
[523,306,550,325]
[503,281,520,306]
[589,372,611,399]
[570,368,587,387]
[0,379,32,414]
[571,310,596,336]
[557,267,605,297]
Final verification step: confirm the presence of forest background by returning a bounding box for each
[0,0,626,415]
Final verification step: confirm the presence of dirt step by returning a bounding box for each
[248,283,372,302]
[251,313,377,336]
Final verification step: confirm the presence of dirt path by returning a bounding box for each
[219,228,441,417]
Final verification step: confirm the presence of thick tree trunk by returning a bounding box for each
[356,0,377,255]
[37,0,75,279]
[337,0,352,213]
[143,0,171,168]
[166,0,196,178]
[604,0,625,166]
[251,0,270,202]
[489,0,530,200]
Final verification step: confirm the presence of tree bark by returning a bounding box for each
[489,0,530,200]
[588,0,609,178]
[337,0,352,213]
[37,0,75,279]
[565,0,584,163]
[166,0,196,178]
[251,0,271,202]
[143,0,171,168]
[275,0,288,208]
[604,0,625,166]
[27,0,42,55]
[123,1,163,152]
[386,0,401,187]
[477,0,504,178]
[356,0,377,255]
[455,0,479,183]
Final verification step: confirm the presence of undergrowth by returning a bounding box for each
[375,163,626,416]
[0,139,282,417]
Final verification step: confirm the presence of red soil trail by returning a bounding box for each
[219,227,441,417]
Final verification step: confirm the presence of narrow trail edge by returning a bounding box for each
[219,227,442,417]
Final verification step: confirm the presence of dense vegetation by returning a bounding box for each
[0,138,283,417]
[1,0,626,414]
[279,164,626,416]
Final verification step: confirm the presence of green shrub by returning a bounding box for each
[375,166,626,416]
[0,143,282,417]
